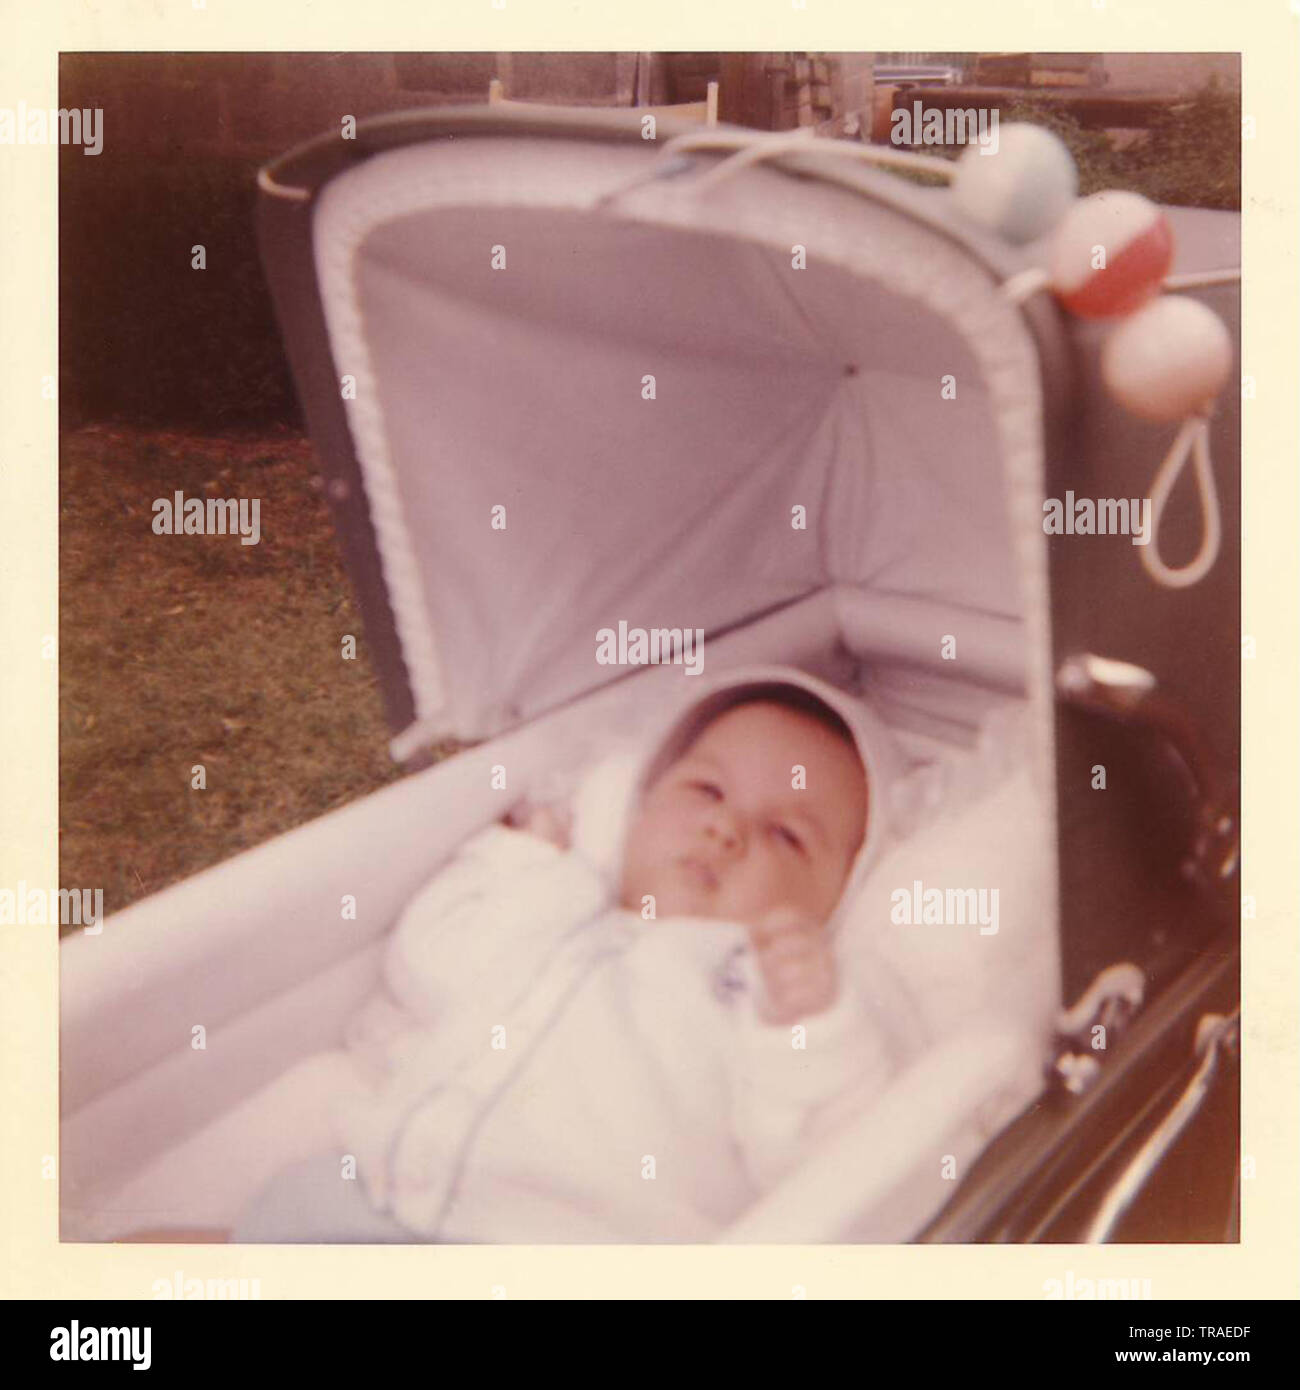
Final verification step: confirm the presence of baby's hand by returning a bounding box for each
[502,798,572,850]
[747,906,838,1026]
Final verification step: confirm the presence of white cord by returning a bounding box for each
[1003,267,1239,305]
[593,128,956,207]
[1001,267,1051,303]
[1162,268,1241,290]
[690,131,957,194]
[1141,415,1222,589]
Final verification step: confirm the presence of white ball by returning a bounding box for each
[1101,296,1233,423]
[951,122,1078,245]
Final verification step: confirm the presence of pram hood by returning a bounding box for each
[571,664,915,937]
[258,107,1057,760]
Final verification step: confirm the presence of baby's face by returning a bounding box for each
[618,702,868,927]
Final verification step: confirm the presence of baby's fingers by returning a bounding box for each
[758,970,839,1025]
[760,952,834,995]
[755,929,824,965]
[750,905,824,950]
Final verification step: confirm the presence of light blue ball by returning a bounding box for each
[951,122,1078,245]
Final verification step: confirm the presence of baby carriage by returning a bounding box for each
[60,105,1240,1244]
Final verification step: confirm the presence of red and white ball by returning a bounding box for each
[1101,296,1233,422]
[1050,191,1174,318]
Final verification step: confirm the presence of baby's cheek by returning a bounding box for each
[763,855,836,920]
[621,837,668,907]
[813,862,855,920]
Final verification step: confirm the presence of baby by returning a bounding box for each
[187,673,899,1244]
[543,687,869,1026]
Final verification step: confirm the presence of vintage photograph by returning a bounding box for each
[54,51,1241,1248]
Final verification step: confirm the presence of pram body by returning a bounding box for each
[60,106,1239,1243]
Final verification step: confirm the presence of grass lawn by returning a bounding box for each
[59,423,412,919]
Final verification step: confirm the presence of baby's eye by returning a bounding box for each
[689,780,723,800]
[771,824,805,854]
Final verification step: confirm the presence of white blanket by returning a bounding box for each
[329,824,900,1242]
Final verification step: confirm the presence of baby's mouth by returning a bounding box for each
[677,855,719,891]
